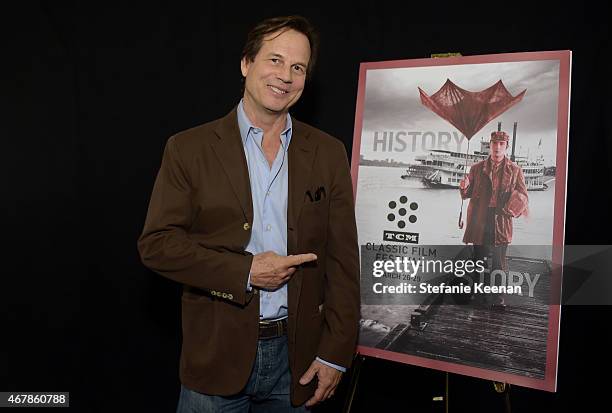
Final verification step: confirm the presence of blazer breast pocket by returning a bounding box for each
[300,198,329,246]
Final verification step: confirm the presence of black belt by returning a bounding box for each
[258,318,287,340]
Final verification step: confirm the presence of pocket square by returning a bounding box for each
[306,186,326,202]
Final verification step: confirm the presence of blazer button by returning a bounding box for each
[228,294,233,300]
[222,292,228,299]
[243,223,250,231]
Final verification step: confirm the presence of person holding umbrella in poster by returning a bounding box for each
[459,130,529,309]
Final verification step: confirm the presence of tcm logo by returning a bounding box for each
[382,196,420,243]
[383,230,419,244]
[386,196,418,229]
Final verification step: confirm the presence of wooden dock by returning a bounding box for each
[375,256,551,379]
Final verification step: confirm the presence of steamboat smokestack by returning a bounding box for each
[511,121,518,162]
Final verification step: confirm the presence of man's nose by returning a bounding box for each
[277,66,293,84]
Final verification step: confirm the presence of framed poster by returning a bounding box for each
[352,51,571,391]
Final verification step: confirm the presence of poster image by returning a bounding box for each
[352,51,571,392]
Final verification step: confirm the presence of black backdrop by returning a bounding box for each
[3,2,612,412]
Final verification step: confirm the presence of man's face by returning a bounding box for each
[241,29,310,115]
[490,140,507,160]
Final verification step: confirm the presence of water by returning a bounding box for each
[355,166,556,259]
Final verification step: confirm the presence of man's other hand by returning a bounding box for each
[299,359,343,408]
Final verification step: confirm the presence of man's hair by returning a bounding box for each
[241,15,319,78]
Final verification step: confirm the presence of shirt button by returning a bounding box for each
[243,223,250,231]
[266,224,271,231]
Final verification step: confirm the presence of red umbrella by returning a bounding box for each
[418,79,526,228]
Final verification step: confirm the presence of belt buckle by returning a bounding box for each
[259,319,284,339]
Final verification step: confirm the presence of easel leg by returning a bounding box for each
[343,354,365,413]
[445,372,449,413]
[493,381,511,413]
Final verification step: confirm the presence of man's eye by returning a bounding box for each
[293,65,304,73]
[271,58,280,64]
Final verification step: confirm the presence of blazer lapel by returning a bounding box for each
[287,120,316,313]
[287,120,316,255]
[211,108,253,223]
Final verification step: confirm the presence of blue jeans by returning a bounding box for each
[176,334,307,412]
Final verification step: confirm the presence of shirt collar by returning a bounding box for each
[237,99,292,151]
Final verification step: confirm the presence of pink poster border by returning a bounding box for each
[350,50,571,392]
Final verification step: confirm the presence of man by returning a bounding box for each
[459,130,528,307]
[137,15,360,411]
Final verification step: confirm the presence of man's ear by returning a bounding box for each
[240,58,250,78]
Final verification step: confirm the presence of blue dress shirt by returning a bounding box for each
[237,101,346,372]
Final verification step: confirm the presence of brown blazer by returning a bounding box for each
[137,108,360,405]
